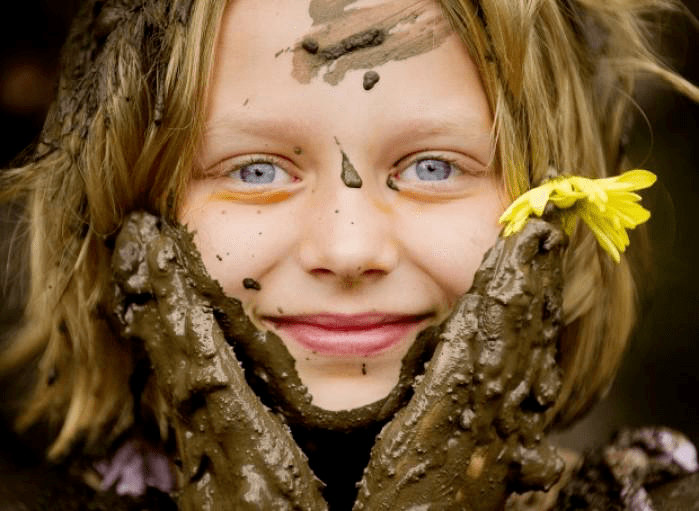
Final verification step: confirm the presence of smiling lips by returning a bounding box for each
[266,313,431,357]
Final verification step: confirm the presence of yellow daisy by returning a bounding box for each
[499,170,656,263]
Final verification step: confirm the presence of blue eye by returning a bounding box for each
[238,163,277,183]
[396,158,457,184]
[415,159,452,180]
[227,160,295,186]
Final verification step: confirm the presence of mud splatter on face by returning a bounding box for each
[340,150,363,188]
[363,70,380,90]
[292,0,451,85]
[386,175,399,191]
[243,278,261,290]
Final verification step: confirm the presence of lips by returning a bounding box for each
[264,313,431,357]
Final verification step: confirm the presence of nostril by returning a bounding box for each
[310,268,334,277]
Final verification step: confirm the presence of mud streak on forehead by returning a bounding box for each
[292,0,452,85]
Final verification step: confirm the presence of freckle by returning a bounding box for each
[216,254,223,261]
[361,363,367,375]
[363,70,380,91]
[350,221,354,225]
[294,146,303,155]
[335,209,339,214]
[301,37,319,54]
[243,98,249,106]
[243,278,261,290]
[221,209,226,215]
[258,232,262,236]
[277,306,284,314]
[226,252,230,256]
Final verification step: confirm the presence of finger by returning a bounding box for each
[354,219,567,510]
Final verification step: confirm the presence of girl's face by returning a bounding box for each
[180,0,506,411]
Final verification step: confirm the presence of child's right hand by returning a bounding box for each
[111,211,328,511]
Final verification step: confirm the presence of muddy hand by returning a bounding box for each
[354,218,567,511]
[111,212,327,511]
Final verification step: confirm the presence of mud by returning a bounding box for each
[352,218,567,510]
[292,0,451,85]
[362,71,380,91]
[111,214,327,510]
[242,278,261,291]
[112,212,567,509]
[386,176,399,191]
[340,151,363,188]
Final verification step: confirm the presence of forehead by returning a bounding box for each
[219,0,452,85]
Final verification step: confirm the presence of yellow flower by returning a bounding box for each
[499,170,656,263]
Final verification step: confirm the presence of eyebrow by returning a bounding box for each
[203,115,314,144]
[202,108,494,162]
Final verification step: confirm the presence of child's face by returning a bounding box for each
[179,0,506,411]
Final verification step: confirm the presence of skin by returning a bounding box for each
[179,0,506,412]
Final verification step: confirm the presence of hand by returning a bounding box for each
[353,218,567,511]
[111,212,327,511]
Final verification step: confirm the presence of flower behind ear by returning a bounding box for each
[499,170,656,263]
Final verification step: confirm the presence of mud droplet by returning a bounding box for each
[386,176,400,191]
[294,146,303,155]
[215,254,223,261]
[243,278,261,291]
[361,363,367,375]
[335,209,339,214]
[277,306,284,314]
[363,70,380,90]
[341,150,363,188]
[243,98,249,106]
[301,37,319,54]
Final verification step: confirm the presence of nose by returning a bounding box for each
[298,184,399,282]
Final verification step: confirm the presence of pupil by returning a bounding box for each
[241,163,276,184]
[416,159,451,181]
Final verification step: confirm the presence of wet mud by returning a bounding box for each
[362,71,380,91]
[386,176,400,191]
[340,151,363,188]
[353,218,567,510]
[292,0,451,85]
[111,212,567,509]
[242,278,261,290]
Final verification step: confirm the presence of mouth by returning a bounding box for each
[263,313,433,357]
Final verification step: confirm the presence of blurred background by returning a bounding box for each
[0,0,698,459]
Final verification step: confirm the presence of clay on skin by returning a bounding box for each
[112,211,567,509]
[292,0,452,85]
[340,150,363,188]
[362,70,380,90]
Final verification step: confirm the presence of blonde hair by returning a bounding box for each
[1,0,697,459]
[439,0,699,425]
[1,0,228,458]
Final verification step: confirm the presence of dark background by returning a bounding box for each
[0,0,698,456]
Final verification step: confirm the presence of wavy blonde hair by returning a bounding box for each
[1,0,697,459]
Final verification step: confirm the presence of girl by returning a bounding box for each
[2,0,698,509]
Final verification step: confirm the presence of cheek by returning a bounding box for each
[395,199,503,299]
[178,188,297,296]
